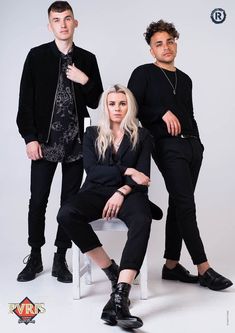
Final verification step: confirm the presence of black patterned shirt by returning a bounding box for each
[41,50,82,163]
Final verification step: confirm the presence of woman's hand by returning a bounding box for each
[125,168,150,186]
[102,192,124,220]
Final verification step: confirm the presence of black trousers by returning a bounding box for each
[57,186,152,272]
[28,158,83,248]
[152,137,207,265]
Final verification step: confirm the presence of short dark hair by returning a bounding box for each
[48,1,73,16]
[144,20,179,45]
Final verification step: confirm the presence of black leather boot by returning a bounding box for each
[52,253,72,283]
[101,296,117,326]
[17,253,43,282]
[101,282,143,329]
[115,283,143,329]
[102,259,119,292]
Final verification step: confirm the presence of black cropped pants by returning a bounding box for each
[57,186,152,272]
[152,137,207,265]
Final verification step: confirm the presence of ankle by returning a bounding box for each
[197,262,210,275]
[165,260,179,270]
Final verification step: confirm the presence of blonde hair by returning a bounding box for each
[96,84,139,160]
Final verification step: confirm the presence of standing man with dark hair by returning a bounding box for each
[128,20,232,291]
[16,1,103,283]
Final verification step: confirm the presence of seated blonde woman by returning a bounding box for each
[57,84,162,329]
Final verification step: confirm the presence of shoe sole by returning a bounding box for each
[57,276,72,283]
[162,275,198,283]
[199,281,233,291]
[52,271,72,283]
[117,319,143,329]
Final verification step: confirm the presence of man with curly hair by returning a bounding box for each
[128,20,232,291]
[16,1,103,283]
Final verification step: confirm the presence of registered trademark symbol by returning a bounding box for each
[211,8,226,24]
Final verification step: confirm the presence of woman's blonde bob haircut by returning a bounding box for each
[96,84,139,160]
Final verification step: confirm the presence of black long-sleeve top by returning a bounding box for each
[128,64,200,141]
[17,41,103,144]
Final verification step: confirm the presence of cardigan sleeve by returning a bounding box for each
[80,54,103,109]
[16,50,38,144]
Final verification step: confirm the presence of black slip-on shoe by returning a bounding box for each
[162,263,198,283]
[52,253,72,283]
[199,268,233,291]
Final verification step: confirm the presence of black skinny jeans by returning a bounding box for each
[28,158,83,248]
[57,186,152,272]
[152,137,207,265]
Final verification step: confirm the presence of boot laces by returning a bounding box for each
[114,293,122,305]
[23,254,31,264]
[22,253,40,265]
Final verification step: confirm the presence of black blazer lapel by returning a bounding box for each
[116,134,132,159]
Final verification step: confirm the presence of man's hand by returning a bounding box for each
[162,110,181,136]
[26,141,43,160]
[66,63,89,85]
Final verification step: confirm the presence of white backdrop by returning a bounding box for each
[1,0,234,285]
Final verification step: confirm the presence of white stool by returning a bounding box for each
[72,218,148,300]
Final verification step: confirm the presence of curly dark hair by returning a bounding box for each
[144,20,179,45]
[48,1,73,16]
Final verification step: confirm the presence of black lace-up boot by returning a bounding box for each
[17,253,43,282]
[52,253,72,283]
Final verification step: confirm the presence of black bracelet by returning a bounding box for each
[116,189,126,198]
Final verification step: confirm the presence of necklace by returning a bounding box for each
[158,66,177,95]
[113,134,124,150]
